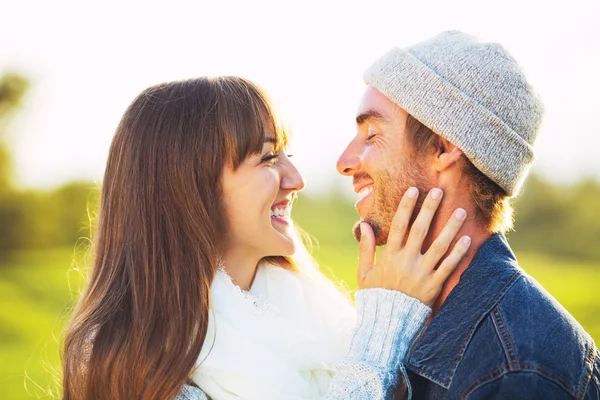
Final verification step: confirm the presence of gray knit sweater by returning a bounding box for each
[176,289,431,400]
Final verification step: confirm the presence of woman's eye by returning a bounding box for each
[261,153,279,163]
[367,134,377,141]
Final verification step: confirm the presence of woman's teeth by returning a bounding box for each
[270,206,291,219]
[358,186,373,200]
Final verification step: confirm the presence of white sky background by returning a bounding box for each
[1,0,599,195]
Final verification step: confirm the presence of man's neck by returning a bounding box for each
[421,205,491,316]
[431,232,490,315]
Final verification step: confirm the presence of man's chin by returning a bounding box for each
[374,231,388,246]
[352,222,361,243]
[352,219,388,246]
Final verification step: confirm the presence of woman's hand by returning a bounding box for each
[357,187,471,307]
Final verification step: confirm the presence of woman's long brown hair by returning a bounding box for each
[62,77,291,399]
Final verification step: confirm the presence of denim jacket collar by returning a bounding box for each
[405,233,522,388]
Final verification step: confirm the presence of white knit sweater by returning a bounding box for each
[177,288,431,400]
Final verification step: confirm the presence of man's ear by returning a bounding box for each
[435,138,463,172]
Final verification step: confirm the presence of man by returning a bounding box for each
[337,31,600,399]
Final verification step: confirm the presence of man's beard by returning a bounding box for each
[353,158,429,246]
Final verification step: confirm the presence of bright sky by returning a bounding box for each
[2,0,599,194]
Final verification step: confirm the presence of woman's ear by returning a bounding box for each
[435,138,463,172]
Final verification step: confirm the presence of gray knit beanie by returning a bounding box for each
[364,31,544,197]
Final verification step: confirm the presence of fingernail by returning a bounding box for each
[461,236,471,246]
[454,208,466,220]
[407,187,418,199]
[431,188,442,200]
[360,223,365,237]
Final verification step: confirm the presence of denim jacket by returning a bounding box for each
[405,234,600,399]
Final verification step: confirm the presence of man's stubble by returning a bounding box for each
[353,156,429,246]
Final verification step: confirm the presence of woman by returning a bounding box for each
[62,76,470,400]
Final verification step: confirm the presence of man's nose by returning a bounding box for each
[336,140,362,176]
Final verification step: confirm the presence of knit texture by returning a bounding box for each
[348,289,430,368]
[327,289,431,399]
[364,31,544,196]
[176,289,432,400]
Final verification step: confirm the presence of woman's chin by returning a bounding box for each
[261,219,296,257]
[277,238,296,256]
[265,235,296,257]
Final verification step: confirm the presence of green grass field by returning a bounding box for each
[1,196,598,399]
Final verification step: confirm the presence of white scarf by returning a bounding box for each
[191,262,356,400]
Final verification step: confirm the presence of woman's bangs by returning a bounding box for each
[227,89,289,168]
[265,109,290,153]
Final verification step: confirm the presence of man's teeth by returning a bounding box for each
[358,186,373,200]
[270,207,291,218]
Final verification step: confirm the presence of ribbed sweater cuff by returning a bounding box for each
[348,289,431,369]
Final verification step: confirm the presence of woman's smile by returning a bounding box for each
[270,200,292,225]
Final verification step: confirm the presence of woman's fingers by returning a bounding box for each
[357,186,471,306]
[431,235,471,288]
[421,208,467,271]
[357,222,376,284]
[386,187,419,250]
[403,188,444,258]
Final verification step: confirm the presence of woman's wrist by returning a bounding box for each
[348,288,432,368]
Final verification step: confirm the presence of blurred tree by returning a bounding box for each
[0,73,30,118]
[0,183,95,252]
[0,73,29,190]
[0,73,30,256]
[53,182,99,246]
[509,175,568,254]
[562,179,600,260]
[509,175,600,261]
[0,72,95,257]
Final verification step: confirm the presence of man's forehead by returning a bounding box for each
[356,85,405,125]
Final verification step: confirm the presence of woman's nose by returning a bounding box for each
[281,157,305,192]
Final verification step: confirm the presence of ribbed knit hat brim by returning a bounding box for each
[364,32,544,197]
